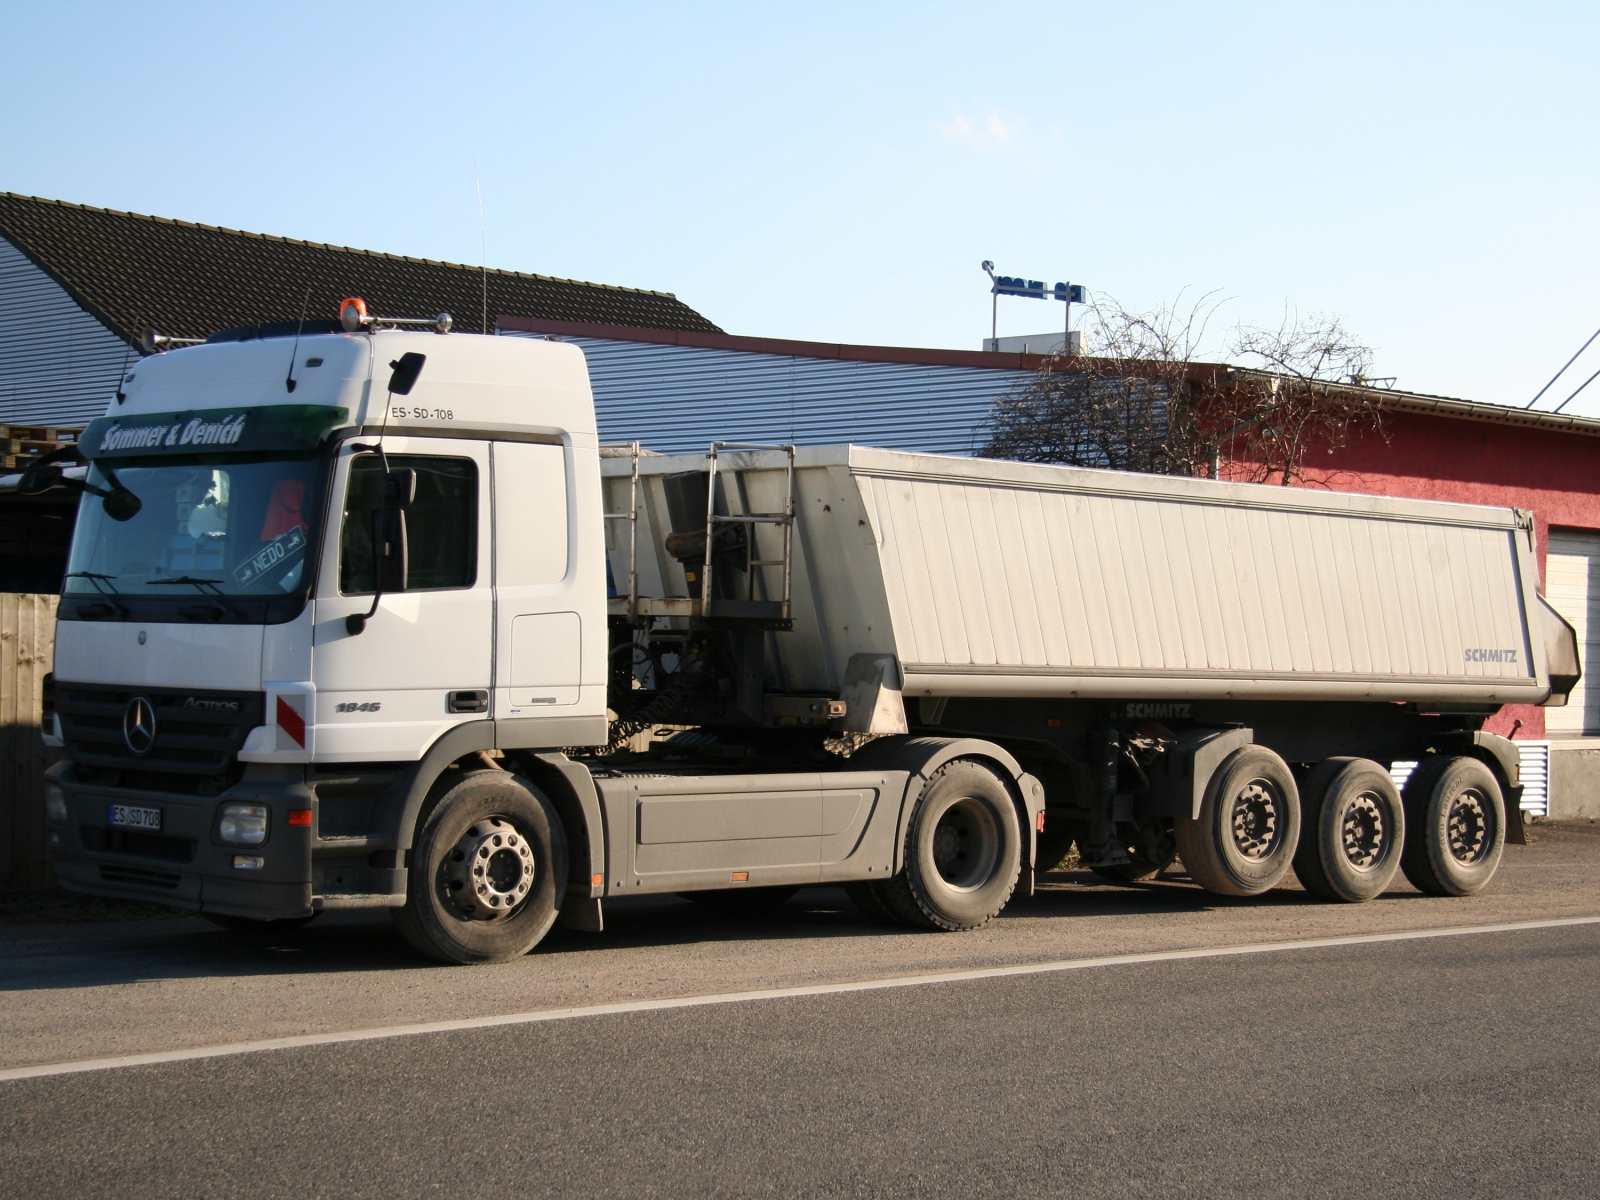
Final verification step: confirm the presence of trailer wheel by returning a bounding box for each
[392,770,568,964]
[876,759,1022,931]
[1293,758,1405,902]
[1400,755,1506,896]
[1175,746,1301,897]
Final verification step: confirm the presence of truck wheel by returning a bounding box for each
[1175,746,1300,897]
[392,770,568,964]
[1400,756,1506,896]
[876,759,1022,931]
[1293,758,1404,902]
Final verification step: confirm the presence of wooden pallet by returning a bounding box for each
[0,425,81,471]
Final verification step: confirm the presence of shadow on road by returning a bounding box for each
[0,869,1333,994]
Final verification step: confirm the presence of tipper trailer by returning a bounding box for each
[22,305,1582,962]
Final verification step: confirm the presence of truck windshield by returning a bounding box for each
[65,456,325,597]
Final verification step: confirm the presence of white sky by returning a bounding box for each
[4,2,1598,413]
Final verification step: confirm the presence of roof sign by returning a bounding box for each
[81,404,349,460]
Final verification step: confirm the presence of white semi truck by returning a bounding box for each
[25,304,1582,962]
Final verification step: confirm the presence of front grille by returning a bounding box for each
[98,864,182,890]
[80,826,195,863]
[58,684,264,781]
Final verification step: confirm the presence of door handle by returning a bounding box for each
[447,689,489,714]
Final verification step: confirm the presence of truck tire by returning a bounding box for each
[1292,758,1405,902]
[1174,746,1301,897]
[392,769,568,964]
[874,759,1023,931]
[1400,755,1506,896]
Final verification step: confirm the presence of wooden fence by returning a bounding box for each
[2,592,56,892]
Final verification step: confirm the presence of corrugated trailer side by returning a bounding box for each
[604,444,1561,706]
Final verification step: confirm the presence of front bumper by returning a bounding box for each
[47,760,318,919]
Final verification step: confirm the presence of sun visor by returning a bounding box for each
[80,404,350,460]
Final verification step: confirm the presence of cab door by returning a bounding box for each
[492,438,605,745]
[312,436,493,759]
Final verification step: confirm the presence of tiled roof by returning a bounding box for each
[0,193,721,344]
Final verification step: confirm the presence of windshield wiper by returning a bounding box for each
[147,576,242,620]
[64,571,128,617]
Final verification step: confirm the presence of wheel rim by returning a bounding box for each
[930,798,1000,890]
[1227,779,1284,860]
[1339,792,1388,870]
[1446,789,1491,864]
[443,816,535,920]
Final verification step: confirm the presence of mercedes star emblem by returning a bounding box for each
[123,696,158,756]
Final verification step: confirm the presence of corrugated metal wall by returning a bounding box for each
[506,333,1031,455]
[1392,745,1548,818]
[0,239,128,427]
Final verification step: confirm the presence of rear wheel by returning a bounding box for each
[1175,746,1301,897]
[1400,756,1506,897]
[392,770,567,964]
[873,759,1022,931]
[1293,758,1405,902]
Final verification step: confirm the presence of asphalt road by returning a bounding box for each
[3,822,1598,1197]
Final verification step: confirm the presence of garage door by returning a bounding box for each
[1544,530,1600,735]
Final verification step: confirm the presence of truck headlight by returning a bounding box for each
[217,803,269,845]
[45,784,68,824]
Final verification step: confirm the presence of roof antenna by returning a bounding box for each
[285,286,311,393]
[474,156,488,334]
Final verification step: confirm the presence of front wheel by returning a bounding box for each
[392,769,568,964]
[871,760,1022,931]
[1174,746,1301,897]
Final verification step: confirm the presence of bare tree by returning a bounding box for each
[982,292,1225,475]
[1219,312,1383,485]
[982,296,1384,486]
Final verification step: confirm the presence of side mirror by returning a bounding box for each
[383,468,416,509]
[102,483,142,522]
[387,352,426,396]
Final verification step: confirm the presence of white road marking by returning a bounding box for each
[4,914,1597,1083]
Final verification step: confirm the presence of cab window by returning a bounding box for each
[340,455,477,594]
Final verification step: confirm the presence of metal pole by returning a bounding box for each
[627,441,639,612]
[781,445,794,616]
[701,443,718,616]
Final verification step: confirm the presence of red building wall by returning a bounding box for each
[1256,410,1600,738]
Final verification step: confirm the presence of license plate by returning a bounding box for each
[107,803,162,832]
